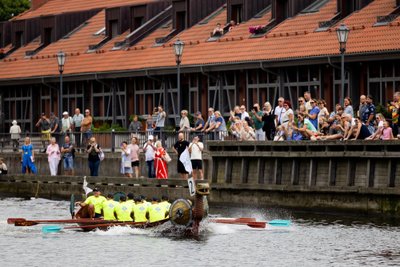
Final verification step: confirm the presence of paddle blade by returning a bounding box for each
[70,194,75,219]
[247,222,266,228]
[7,218,25,224]
[15,220,38,226]
[42,225,63,233]
[268,220,291,227]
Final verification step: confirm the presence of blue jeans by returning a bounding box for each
[63,156,74,170]
[146,160,155,178]
[88,160,100,176]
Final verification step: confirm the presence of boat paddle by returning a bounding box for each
[13,218,108,226]
[41,221,148,233]
[210,218,291,227]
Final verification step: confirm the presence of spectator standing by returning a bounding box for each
[344,97,354,117]
[179,110,191,133]
[308,99,320,130]
[81,109,93,146]
[120,141,133,178]
[362,95,376,134]
[191,111,205,132]
[212,111,228,140]
[240,105,250,121]
[0,158,7,175]
[189,136,204,180]
[274,97,285,126]
[129,115,142,134]
[61,111,73,144]
[46,137,61,176]
[36,113,51,153]
[358,95,367,119]
[388,91,400,136]
[49,112,61,144]
[145,114,154,137]
[304,91,312,113]
[154,106,166,141]
[128,137,140,178]
[154,141,168,179]
[86,136,101,176]
[72,108,84,149]
[262,102,275,140]
[173,132,190,179]
[9,120,21,152]
[61,135,74,176]
[250,103,265,141]
[143,135,156,178]
[281,101,294,131]
[21,137,37,174]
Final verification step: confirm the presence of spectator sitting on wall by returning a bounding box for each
[345,117,371,140]
[366,113,385,140]
[212,23,224,36]
[0,158,7,175]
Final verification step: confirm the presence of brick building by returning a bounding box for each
[0,0,400,132]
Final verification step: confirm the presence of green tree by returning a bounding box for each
[0,0,30,21]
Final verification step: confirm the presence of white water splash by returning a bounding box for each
[91,225,148,236]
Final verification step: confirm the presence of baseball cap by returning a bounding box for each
[148,135,154,140]
[63,111,68,115]
[195,111,202,116]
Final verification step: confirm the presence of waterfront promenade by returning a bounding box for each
[1,140,400,216]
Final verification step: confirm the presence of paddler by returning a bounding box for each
[102,194,117,221]
[141,195,151,208]
[127,192,136,207]
[160,195,171,211]
[114,196,134,222]
[77,188,106,218]
[147,197,168,223]
[132,196,149,223]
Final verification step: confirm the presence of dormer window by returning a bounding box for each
[15,31,23,48]
[43,27,52,46]
[175,11,186,32]
[231,4,243,24]
[109,20,118,38]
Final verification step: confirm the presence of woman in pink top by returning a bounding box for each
[381,121,394,140]
[46,137,61,176]
[128,137,140,178]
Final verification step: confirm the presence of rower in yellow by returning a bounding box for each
[147,197,168,223]
[114,196,133,222]
[132,196,148,223]
[77,188,106,218]
[159,195,171,219]
[127,192,136,208]
[102,194,117,221]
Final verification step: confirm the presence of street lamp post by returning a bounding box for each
[56,51,66,119]
[336,24,350,106]
[173,39,185,125]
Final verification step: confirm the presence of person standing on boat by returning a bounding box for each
[102,194,117,221]
[86,137,101,176]
[147,197,168,223]
[132,196,149,223]
[77,188,106,218]
[46,137,61,176]
[115,195,134,222]
[21,137,37,174]
[120,141,133,178]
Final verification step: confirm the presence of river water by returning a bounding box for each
[1,198,400,267]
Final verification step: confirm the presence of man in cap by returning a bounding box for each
[77,188,106,219]
[61,111,73,139]
[143,135,156,178]
[191,111,205,132]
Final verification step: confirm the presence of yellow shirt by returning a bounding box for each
[148,203,167,223]
[127,199,136,208]
[114,201,133,222]
[133,203,148,223]
[159,201,171,218]
[102,199,117,220]
[84,195,106,214]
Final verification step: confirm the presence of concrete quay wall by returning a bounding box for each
[207,140,400,216]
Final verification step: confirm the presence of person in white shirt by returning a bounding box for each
[240,105,250,121]
[72,108,84,150]
[61,111,74,145]
[274,97,285,126]
[143,135,156,178]
[9,120,21,152]
[189,136,204,180]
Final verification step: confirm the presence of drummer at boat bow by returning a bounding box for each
[76,188,106,218]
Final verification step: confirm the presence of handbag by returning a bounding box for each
[99,149,105,161]
[163,151,172,163]
[123,160,131,168]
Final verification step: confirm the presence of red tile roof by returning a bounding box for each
[1,0,400,81]
[14,0,159,20]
